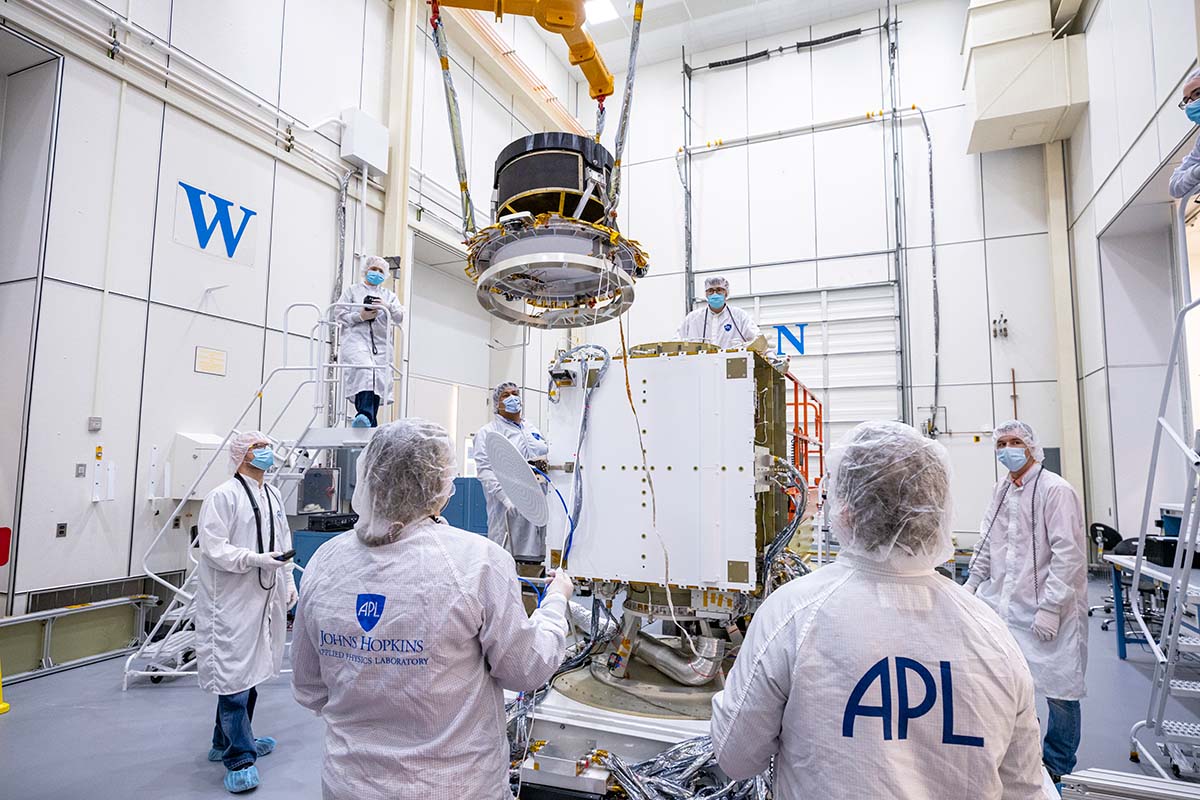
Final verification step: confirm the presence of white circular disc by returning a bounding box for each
[484,431,549,527]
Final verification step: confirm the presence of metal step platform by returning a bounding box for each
[1062,768,1200,798]
[295,426,377,449]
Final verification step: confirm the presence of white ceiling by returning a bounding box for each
[0,28,57,77]
[543,0,893,71]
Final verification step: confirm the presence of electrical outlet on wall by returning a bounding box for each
[55,523,67,538]
[75,464,87,478]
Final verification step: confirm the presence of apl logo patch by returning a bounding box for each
[724,324,732,332]
[356,593,386,632]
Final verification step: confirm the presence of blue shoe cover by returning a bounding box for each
[224,765,260,793]
[351,414,371,428]
[210,738,275,762]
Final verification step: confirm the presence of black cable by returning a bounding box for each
[690,25,885,72]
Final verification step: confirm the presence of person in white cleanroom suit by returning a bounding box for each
[336,256,405,428]
[194,430,297,795]
[473,382,550,562]
[967,420,1088,784]
[711,420,1048,800]
[677,275,763,350]
[1169,68,1200,198]
[291,418,573,800]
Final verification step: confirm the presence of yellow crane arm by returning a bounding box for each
[435,0,615,99]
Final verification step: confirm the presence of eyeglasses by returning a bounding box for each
[1179,89,1200,110]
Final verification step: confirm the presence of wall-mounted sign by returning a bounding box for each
[775,323,808,355]
[174,181,258,265]
[194,346,228,377]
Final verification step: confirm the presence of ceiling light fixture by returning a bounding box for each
[584,0,620,24]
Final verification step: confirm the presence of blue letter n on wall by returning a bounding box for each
[178,181,257,258]
[775,323,807,356]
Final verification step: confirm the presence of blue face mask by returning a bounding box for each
[1187,99,1200,126]
[707,293,726,312]
[249,447,275,470]
[365,270,385,286]
[996,447,1028,473]
[502,395,522,414]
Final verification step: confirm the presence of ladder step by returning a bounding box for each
[1162,719,1200,743]
[295,426,377,449]
[1171,679,1200,698]
[141,629,196,659]
[1178,635,1200,653]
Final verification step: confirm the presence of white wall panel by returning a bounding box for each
[1150,0,1198,107]
[626,272,687,344]
[691,147,750,269]
[897,0,969,112]
[0,280,35,579]
[751,262,817,294]
[1158,101,1196,165]
[745,29,813,135]
[748,135,816,266]
[513,18,547,79]
[1068,115,1093,222]
[625,159,685,274]
[903,107,983,247]
[131,306,267,576]
[1094,175,1123,232]
[1080,369,1116,526]
[469,87,512,216]
[810,11,883,121]
[1120,122,1160,204]
[986,234,1057,382]
[1071,208,1105,377]
[1109,363,1184,534]
[260,331,322,436]
[627,60,686,165]
[362,0,392,123]
[981,145,1048,239]
[818,254,890,288]
[16,285,146,592]
[265,164,337,332]
[279,0,365,127]
[689,43,748,142]
[43,62,162,298]
[151,109,276,325]
[906,242,990,386]
[1108,0,1157,156]
[0,60,55,284]
[109,0,170,40]
[911,383,995,536]
[814,123,888,258]
[693,269,750,299]
[408,262,491,388]
[1084,0,1120,190]
[1098,230,1175,367]
[993,380,1062,447]
[171,0,284,104]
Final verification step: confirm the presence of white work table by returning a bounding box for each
[1103,553,1200,659]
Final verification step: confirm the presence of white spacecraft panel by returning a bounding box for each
[546,350,758,591]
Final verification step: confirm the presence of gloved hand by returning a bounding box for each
[360,307,378,321]
[964,581,979,596]
[546,569,575,602]
[247,551,284,570]
[287,583,299,608]
[502,496,517,514]
[1032,608,1060,642]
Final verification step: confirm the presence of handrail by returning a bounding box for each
[0,594,157,628]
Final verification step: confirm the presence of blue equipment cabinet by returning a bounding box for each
[292,530,344,589]
[441,477,489,535]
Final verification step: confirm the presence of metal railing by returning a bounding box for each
[1,595,157,684]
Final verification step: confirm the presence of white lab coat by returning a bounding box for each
[711,555,1046,800]
[291,518,569,800]
[336,282,405,404]
[1170,135,1200,198]
[677,305,760,349]
[473,415,550,561]
[968,465,1089,701]
[194,475,295,696]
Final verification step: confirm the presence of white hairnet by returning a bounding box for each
[352,418,456,545]
[363,255,388,275]
[827,420,953,569]
[491,381,519,410]
[229,430,270,470]
[704,276,730,293]
[1188,67,1200,85]
[993,419,1045,463]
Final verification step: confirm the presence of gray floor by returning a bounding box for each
[0,577,1197,798]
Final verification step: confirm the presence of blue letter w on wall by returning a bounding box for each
[178,181,257,259]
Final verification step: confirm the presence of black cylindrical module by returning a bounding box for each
[493,132,614,224]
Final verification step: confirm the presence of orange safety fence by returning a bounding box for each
[784,372,824,488]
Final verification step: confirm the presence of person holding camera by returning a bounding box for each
[336,256,406,427]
